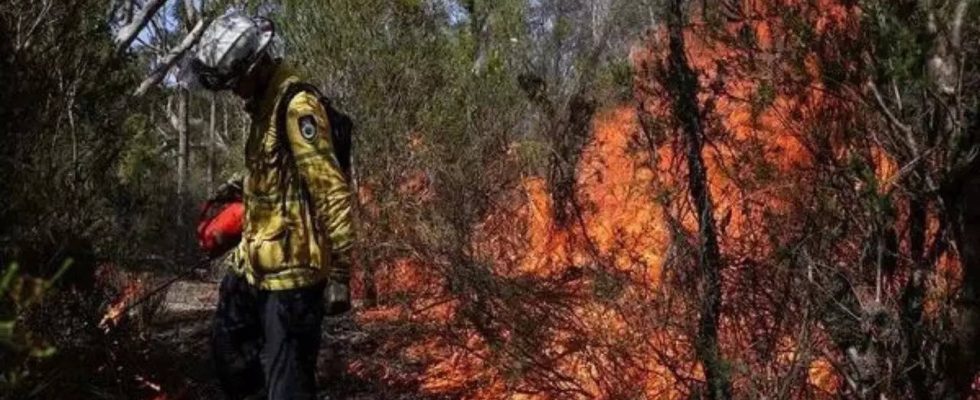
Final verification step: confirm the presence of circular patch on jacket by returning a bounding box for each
[299,116,317,142]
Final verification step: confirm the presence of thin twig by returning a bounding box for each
[867,81,912,136]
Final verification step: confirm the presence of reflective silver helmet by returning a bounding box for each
[187,11,279,91]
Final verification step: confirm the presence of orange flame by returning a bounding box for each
[99,277,143,331]
[355,1,871,398]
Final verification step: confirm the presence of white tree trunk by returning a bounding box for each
[207,93,216,196]
[176,89,190,232]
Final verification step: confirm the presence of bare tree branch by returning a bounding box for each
[16,0,54,52]
[950,0,973,50]
[183,0,198,26]
[114,0,168,54]
[133,17,212,97]
[868,81,913,136]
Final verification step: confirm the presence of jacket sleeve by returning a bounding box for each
[284,92,354,282]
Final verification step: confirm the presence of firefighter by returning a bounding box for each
[187,12,353,400]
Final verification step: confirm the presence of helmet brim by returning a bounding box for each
[179,16,276,92]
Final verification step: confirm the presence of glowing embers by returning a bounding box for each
[99,276,144,331]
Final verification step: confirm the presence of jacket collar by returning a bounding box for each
[244,63,299,119]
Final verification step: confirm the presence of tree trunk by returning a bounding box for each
[663,1,731,398]
[207,93,216,197]
[223,98,229,147]
[591,0,609,46]
[942,170,980,397]
[464,0,490,75]
[363,258,378,308]
[929,2,979,393]
[176,88,190,249]
[901,190,929,400]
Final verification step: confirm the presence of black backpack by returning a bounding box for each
[274,82,354,179]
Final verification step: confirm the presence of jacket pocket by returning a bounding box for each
[247,226,287,273]
[247,223,316,273]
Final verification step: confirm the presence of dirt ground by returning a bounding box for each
[118,275,432,400]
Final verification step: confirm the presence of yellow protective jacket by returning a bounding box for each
[230,64,353,291]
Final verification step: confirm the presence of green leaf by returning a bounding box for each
[0,320,15,341]
[29,345,57,359]
[0,263,19,295]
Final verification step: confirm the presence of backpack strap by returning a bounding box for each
[274,82,353,180]
[322,98,354,179]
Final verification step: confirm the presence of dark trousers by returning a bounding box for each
[212,273,325,400]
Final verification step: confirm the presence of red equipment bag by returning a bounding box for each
[197,200,244,258]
